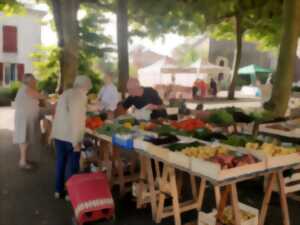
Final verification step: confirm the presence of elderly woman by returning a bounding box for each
[14,73,45,170]
[51,76,92,199]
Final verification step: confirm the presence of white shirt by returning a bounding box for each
[51,88,87,147]
[97,83,119,111]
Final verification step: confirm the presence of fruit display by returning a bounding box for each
[208,110,234,126]
[182,146,257,169]
[171,118,205,132]
[86,116,103,130]
[246,142,298,156]
[218,207,255,225]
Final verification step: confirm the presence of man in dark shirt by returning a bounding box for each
[118,78,167,119]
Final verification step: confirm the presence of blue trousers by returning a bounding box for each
[54,139,80,193]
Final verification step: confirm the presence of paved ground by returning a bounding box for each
[1,107,300,225]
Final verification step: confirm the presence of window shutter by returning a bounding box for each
[3,26,17,53]
[0,63,3,85]
[17,64,24,82]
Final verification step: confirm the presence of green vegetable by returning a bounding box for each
[167,141,203,151]
[208,110,234,126]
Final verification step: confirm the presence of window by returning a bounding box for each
[3,25,18,53]
[219,60,225,67]
[4,63,17,85]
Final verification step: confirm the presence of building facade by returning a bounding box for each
[0,7,45,86]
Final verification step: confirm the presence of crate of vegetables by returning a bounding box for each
[245,142,300,169]
[184,145,265,181]
[166,142,204,169]
[198,202,258,225]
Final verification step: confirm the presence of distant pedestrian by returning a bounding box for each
[198,79,207,98]
[210,78,217,97]
[192,79,199,99]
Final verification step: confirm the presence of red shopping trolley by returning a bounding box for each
[66,172,114,225]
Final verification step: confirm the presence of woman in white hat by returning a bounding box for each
[51,75,92,199]
[14,73,46,170]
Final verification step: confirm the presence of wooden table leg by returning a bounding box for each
[137,155,147,209]
[156,164,168,223]
[214,186,221,208]
[169,167,181,225]
[216,185,230,223]
[277,171,291,225]
[196,178,206,211]
[230,183,241,225]
[190,175,197,199]
[259,172,276,225]
[146,157,157,220]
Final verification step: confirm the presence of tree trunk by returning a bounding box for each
[228,12,243,100]
[50,0,80,92]
[116,0,129,99]
[266,0,300,117]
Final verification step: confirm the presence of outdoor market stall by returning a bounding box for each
[84,114,300,225]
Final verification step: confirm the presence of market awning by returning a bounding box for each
[161,59,231,74]
[238,64,273,75]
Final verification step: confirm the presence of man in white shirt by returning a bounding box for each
[97,73,119,117]
[52,76,92,199]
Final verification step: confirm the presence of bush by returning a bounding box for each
[0,87,14,106]
[9,81,21,99]
[38,76,57,94]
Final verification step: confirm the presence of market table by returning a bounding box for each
[86,128,299,225]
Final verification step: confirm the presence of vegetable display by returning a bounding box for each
[182,146,257,169]
[246,142,299,156]
[144,134,179,145]
[166,141,204,152]
[86,117,103,130]
[171,118,205,132]
[208,110,234,126]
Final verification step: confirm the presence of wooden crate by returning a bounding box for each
[251,150,300,169]
[168,151,190,169]
[146,144,170,161]
[198,203,258,225]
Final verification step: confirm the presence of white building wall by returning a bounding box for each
[0,9,44,73]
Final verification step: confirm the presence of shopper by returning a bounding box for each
[97,73,119,118]
[14,73,46,170]
[51,76,92,199]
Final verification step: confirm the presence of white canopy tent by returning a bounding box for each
[138,58,231,87]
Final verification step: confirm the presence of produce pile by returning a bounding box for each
[218,207,256,225]
[166,141,204,152]
[246,142,298,156]
[86,116,103,130]
[182,145,257,169]
[96,123,132,136]
[171,118,205,132]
